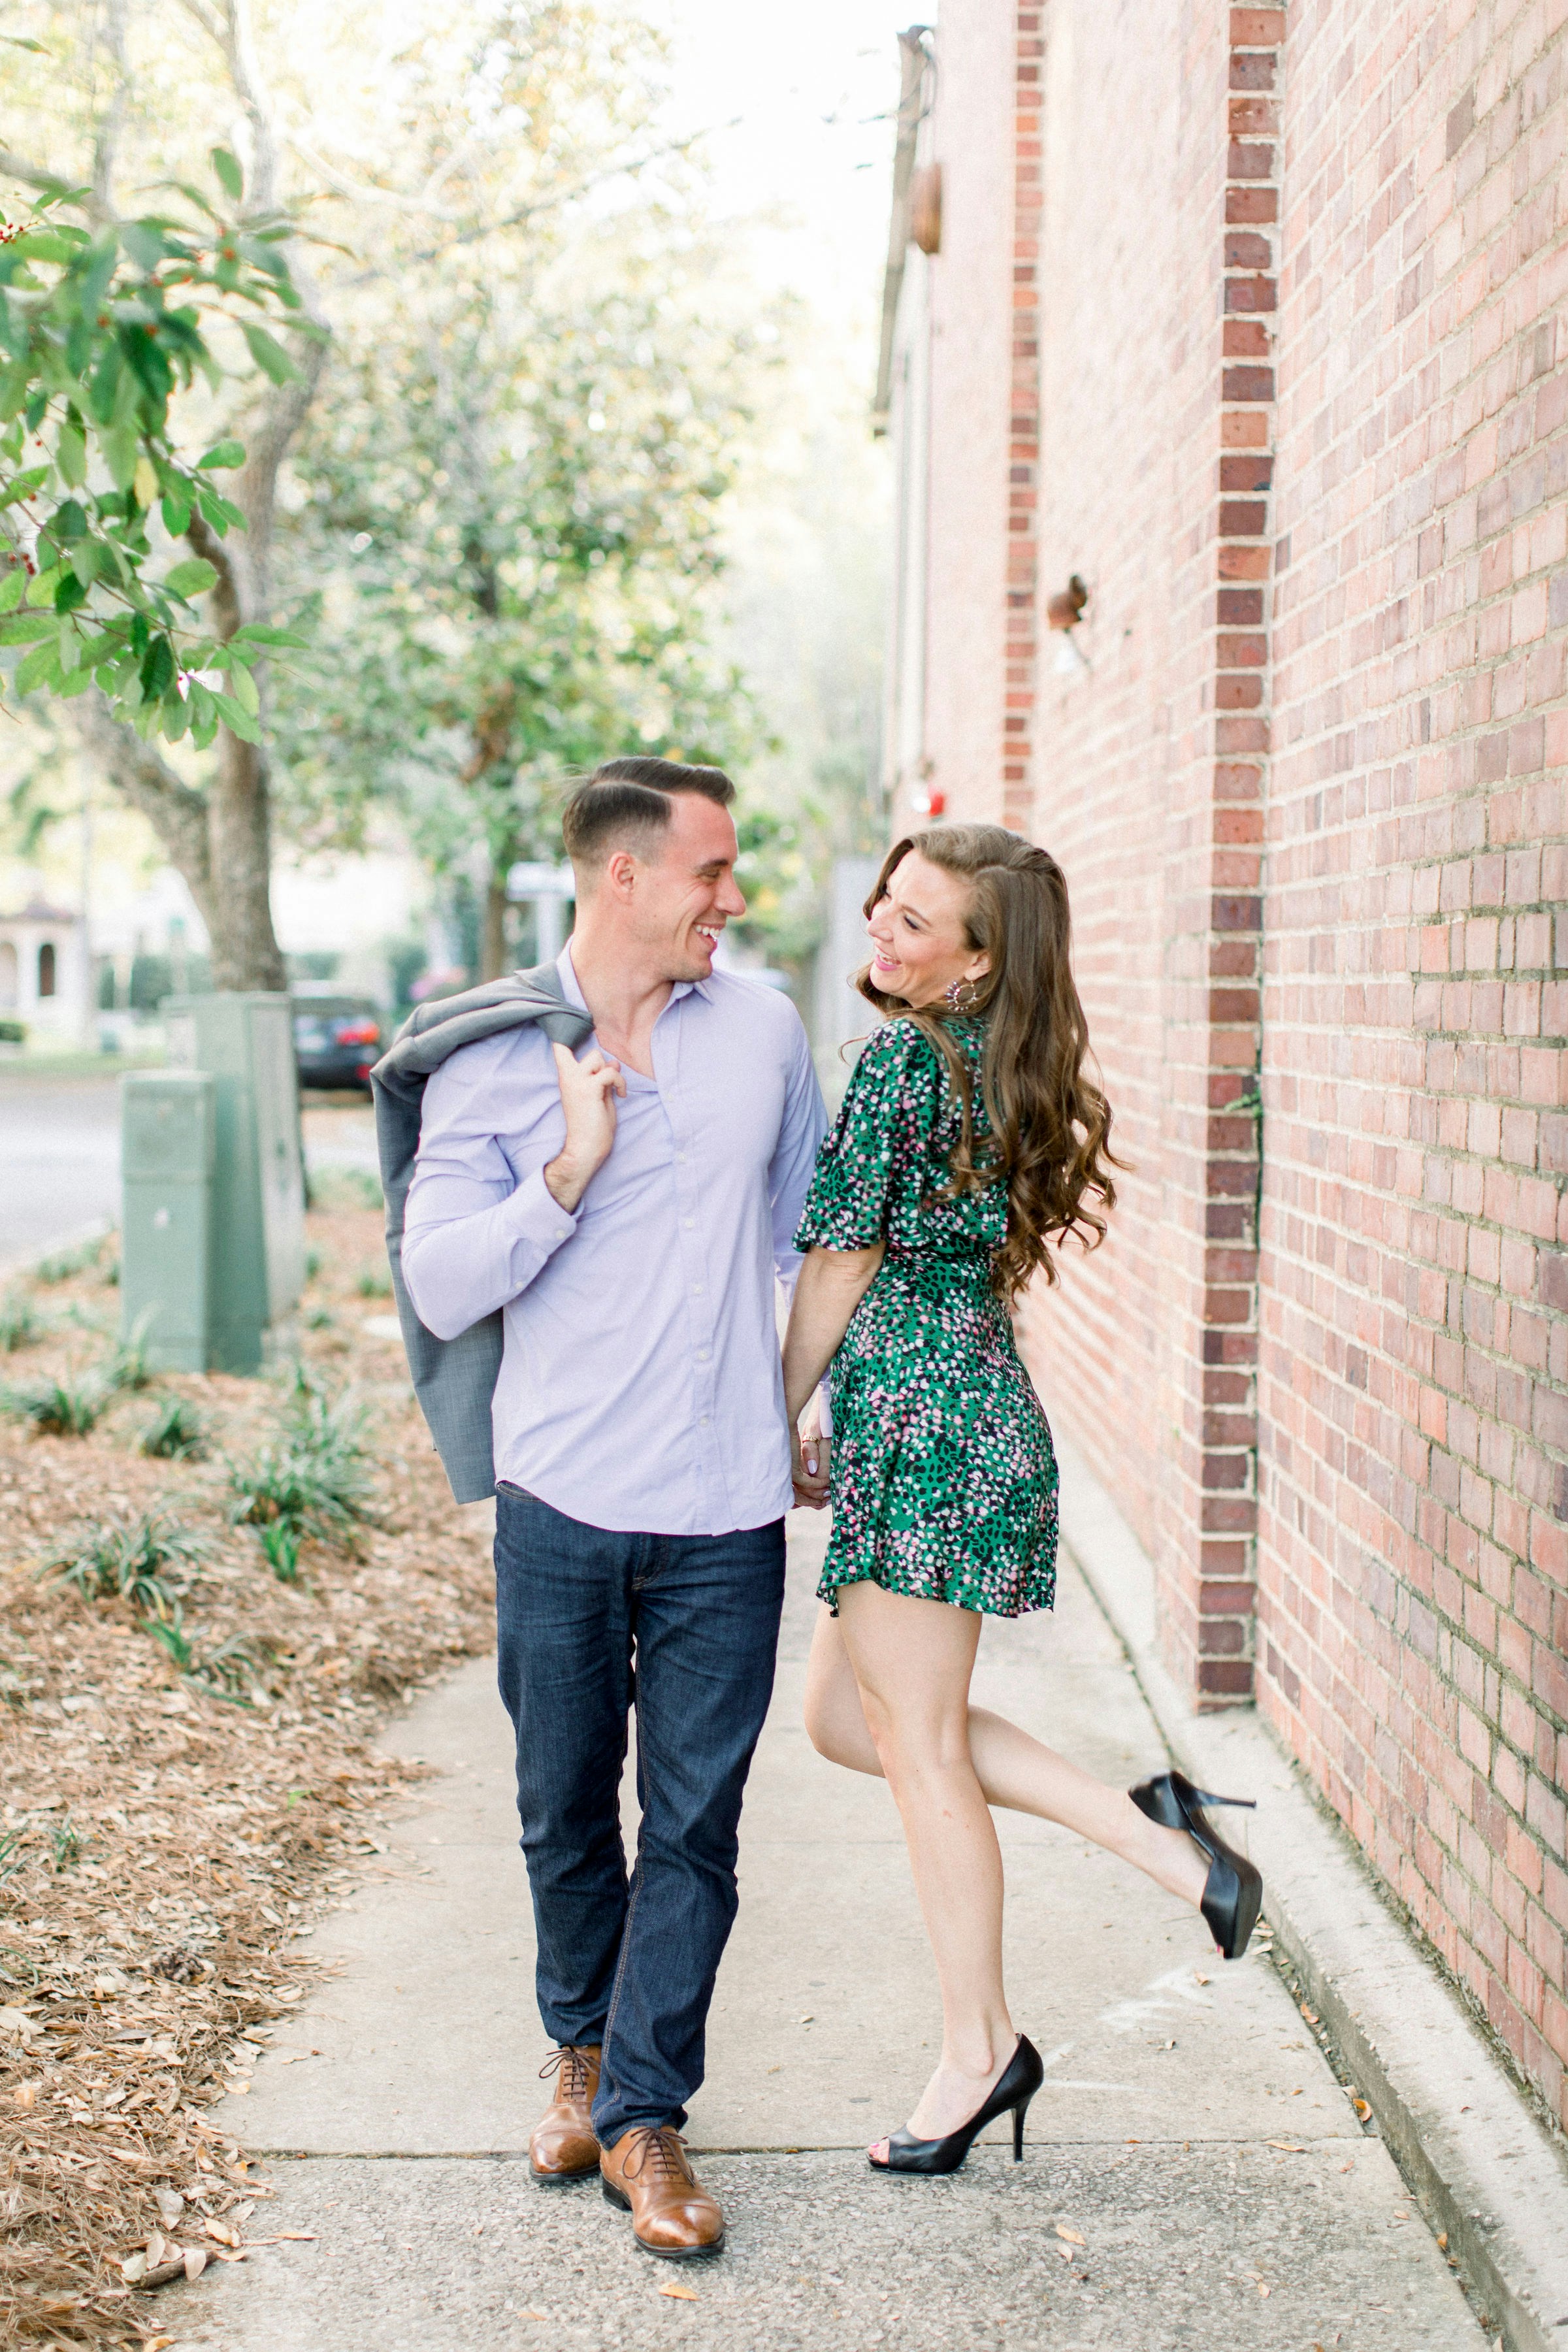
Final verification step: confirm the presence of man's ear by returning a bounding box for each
[602,849,638,901]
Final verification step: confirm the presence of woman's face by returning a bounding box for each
[866,851,991,1010]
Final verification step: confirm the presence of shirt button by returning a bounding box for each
[683,1217,694,1230]
[691,1283,704,1296]
[676,1151,688,1163]
[697,1348,710,1362]
[700,1414,711,1427]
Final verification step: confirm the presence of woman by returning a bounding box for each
[781,825,1261,2176]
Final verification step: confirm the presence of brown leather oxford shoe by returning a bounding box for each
[529,2044,602,2184]
[599,2125,725,2258]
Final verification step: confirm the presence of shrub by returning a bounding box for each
[1,1372,110,1437]
[42,1510,206,1617]
[139,1396,209,1460]
[228,1366,375,1548]
[355,1266,393,1298]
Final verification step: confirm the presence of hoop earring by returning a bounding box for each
[943,977,981,1013]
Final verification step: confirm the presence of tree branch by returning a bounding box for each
[74,696,216,931]
[172,0,226,54]
[184,507,242,640]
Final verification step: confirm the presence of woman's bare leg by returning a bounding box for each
[806,1603,1210,1912]
[832,1580,1017,2158]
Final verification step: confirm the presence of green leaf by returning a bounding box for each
[53,572,88,613]
[230,622,308,649]
[56,422,87,487]
[241,323,299,385]
[210,147,244,202]
[120,221,170,272]
[0,567,24,613]
[209,687,261,743]
[101,419,138,491]
[25,563,65,607]
[15,638,61,694]
[197,438,246,470]
[0,465,49,510]
[14,231,75,265]
[161,491,192,538]
[0,613,58,644]
[164,557,218,601]
[139,634,175,701]
[226,660,260,715]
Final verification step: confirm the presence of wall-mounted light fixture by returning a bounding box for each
[909,163,942,255]
[1047,574,1088,630]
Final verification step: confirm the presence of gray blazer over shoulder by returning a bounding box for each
[369,963,594,1503]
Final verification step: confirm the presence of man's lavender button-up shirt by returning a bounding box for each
[400,945,828,1536]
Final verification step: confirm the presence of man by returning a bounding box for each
[400,757,828,2261]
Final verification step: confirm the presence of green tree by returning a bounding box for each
[273,247,762,975]
[1,0,327,987]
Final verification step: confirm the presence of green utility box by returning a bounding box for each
[121,1073,217,1372]
[161,991,306,1372]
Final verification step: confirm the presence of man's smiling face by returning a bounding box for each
[627,791,748,982]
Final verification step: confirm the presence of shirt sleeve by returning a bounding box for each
[400,1041,578,1342]
[794,1019,939,1252]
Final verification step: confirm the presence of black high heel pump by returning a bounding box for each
[1130,1769,1262,1961]
[869,2034,1045,2176]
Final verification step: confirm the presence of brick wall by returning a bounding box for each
[1258,0,1568,2126]
[892,0,1568,2127]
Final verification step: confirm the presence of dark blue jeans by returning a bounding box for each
[493,1486,785,2146]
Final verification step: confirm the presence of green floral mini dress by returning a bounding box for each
[795,1014,1058,1618]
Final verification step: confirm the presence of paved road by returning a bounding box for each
[0,1071,121,1273]
[0,1078,379,1274]
[171,1516,1483,2352]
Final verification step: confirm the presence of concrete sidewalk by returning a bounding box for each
[172,1516,1484,2351]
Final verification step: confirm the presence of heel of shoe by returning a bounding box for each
[1192,1788,1256,1812]
[1011,2092,1035,2163]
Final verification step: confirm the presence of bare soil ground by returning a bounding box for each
[0,1206,493,2348]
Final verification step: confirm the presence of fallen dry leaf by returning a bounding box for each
[1054,2224,1086,2246]
[1266,2140,1305,2153]
[659,2281,700,2301]
[1353,2097,1371,2120]
[1194,1972,1210,1986]
[1258,2281,1271,2297]
[184,2247,208,2281]
[205,2217,242,2246]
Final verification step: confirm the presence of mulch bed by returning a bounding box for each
[0,1208,494,2348]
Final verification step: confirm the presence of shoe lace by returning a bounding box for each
[539,2046,594,2103]
[623,2125,691,2184]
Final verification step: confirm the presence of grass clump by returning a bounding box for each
[229,1365,376,1550]
[355,1265,393,1298]
[33,1235,107,1284]
[103,1311,158,1394]
[0,1290,45,1352]
[41,1509,206,1618]
[1,1370,110,1437]
[140,1394,210,1459]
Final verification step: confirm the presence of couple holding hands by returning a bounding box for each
[375,757,1261,2262]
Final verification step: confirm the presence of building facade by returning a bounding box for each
[880,1,1568,2129]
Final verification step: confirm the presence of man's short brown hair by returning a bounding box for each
[561,758,736,872]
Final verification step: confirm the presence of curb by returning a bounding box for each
[1054,1430,1568,2352]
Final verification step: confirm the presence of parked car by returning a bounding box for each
[291,992,385,1090]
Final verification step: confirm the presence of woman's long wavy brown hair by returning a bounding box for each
[855,825,1123,1302]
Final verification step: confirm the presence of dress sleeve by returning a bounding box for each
[794,1020,940,1252]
